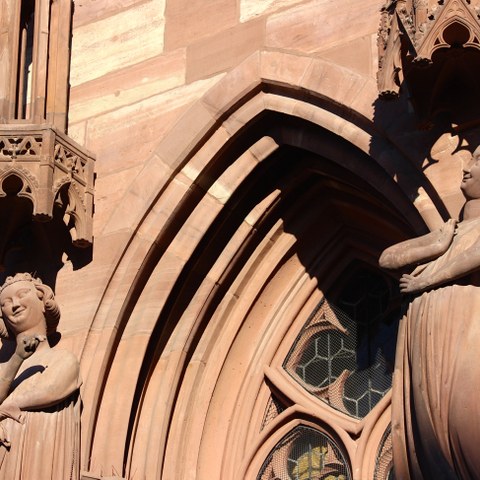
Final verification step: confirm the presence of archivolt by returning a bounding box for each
[80,50,442,478]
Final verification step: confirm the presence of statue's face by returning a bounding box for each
[0,281,45,336]
[461,149,480,200]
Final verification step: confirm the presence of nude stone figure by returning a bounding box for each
[0,273,81,479]
[379,145,480,479]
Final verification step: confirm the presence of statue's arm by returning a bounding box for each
[0,351,80,411]
[0,335,46,404]
[0,354,23,404]
[400,238,480,293]
[379,219,456,269]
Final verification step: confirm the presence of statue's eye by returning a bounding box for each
[17,289,29,298]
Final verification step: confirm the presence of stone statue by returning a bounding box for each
[379,145,480,479]
[0,273,81,479]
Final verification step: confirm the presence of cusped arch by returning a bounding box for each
[0,168,37,204]
[426,18,480,57]
[414,0,480,61]
[243,417,354,480]
[79,50,446,478]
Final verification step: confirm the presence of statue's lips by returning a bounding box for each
[461,174,473,188]
[10,309,26,320]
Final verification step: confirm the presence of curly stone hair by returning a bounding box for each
[0,273,60,340]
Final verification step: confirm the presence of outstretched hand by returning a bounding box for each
[15,334,46,360]
[400,273,426,293]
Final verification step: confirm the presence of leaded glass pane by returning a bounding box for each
[257,426,350,480]
[284,268,400,419]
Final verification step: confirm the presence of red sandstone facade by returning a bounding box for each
[0,0,478,478]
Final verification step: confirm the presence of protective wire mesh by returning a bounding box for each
[283,269,399,419]
[374,425,395,480]
[257,426,350,480]
[261,395,287,431]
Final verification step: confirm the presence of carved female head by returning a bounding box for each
[461,145,480,200]
[0,273,60,340]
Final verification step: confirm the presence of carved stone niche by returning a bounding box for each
[0,124,95,248]
[378,0,480,126]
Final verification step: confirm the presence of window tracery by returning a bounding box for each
[374,425,394,480]
[254,266,400,480]
[258,426,350,480]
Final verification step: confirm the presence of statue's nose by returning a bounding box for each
[463,156,476,173]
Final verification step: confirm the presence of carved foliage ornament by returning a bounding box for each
[378,0,480,98]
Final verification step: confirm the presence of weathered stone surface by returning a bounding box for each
[266,0,383,53]
[164,0,237,50]
[93,165,144,235]
[73,0,147,28]
[186,19,264,82]
[84,75,222,177]
[319,34,376,78]
[70,0,166,86]
[259,50,313,90]
[200,52,261,119]
[240,0,306,22]
[69,50,186,123]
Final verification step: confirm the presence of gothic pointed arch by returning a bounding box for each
[78,51,447,479]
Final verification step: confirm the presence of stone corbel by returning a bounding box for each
[0,124,95,247]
